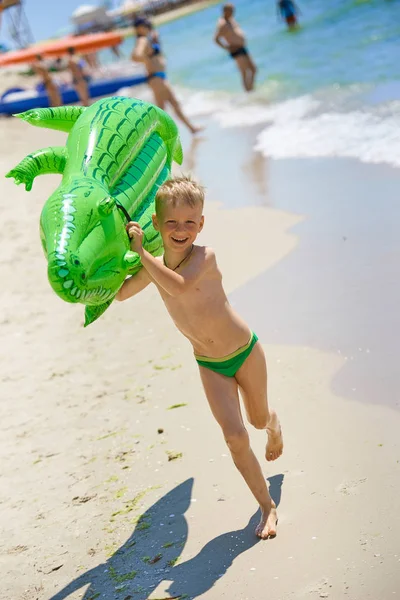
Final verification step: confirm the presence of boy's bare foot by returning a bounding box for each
[265,410,283,461]
[256,502,278,539]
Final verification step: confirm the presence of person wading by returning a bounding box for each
[131,17,202,135]
[214,3,257,92]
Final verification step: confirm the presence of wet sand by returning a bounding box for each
[180,121,400,410]
[230,158,400,411]
[1,111,400,600]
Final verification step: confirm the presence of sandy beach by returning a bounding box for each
[0,105,399,600]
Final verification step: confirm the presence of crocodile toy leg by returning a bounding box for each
[84,299,114,328]
[6,146,67,191]
[14,106,86,133]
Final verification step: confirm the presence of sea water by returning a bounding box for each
[119,0,400,167]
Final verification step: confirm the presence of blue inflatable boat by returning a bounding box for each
[0,73,148,115]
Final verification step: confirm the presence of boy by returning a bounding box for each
[214,3,257,92]
[116,177,283,539]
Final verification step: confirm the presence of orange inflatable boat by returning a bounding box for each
[0,32,123,66]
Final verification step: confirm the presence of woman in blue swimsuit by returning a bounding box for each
[131,17,202,135]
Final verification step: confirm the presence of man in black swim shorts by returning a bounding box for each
[214,3,257,92]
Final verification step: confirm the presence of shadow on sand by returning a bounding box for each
[49,475,284,600]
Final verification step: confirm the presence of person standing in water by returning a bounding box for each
[277,0,300,30]
[131,17,202,135]
[214,3,257,92]
[32,55,62,107]
[66,47,91,107]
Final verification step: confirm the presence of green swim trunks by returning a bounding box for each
[195,332,258,377]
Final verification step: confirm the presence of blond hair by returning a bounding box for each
[155,176,205,215]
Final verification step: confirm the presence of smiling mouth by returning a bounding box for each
[171,236,189,244]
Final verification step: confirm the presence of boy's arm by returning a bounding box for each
[131,37,148,62]
[140,247,215,297]
[126,221,216,297]
[115,267,152,301]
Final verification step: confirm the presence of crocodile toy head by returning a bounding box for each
[41,178,130,311]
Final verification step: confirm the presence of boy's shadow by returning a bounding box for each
[49,475,284,600]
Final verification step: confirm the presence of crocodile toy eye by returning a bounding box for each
[74,259,80,265]
[97,195,116,218]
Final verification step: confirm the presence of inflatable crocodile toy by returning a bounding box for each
[6,97,183,326]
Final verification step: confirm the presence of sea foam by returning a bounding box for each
[180,85,400,169]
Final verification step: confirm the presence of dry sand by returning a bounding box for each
[1,113,400,600]
[0,68,40,96]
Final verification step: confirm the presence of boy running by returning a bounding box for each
[116,177,283,539]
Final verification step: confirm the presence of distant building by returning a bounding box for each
[71,4,114,34]
[71,0,213,35]
[107,1,148,28]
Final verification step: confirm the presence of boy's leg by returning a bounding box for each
[198,365,278,538]
[235,341,283,461]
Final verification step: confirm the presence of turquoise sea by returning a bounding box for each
[118,0,400,167]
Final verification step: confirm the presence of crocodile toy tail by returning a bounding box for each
[14,106,86,133]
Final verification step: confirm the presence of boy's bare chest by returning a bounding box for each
[156,278,224,321]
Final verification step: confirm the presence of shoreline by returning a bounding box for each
[178,116,400,411]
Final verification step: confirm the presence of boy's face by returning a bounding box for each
[152,201,204,253]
